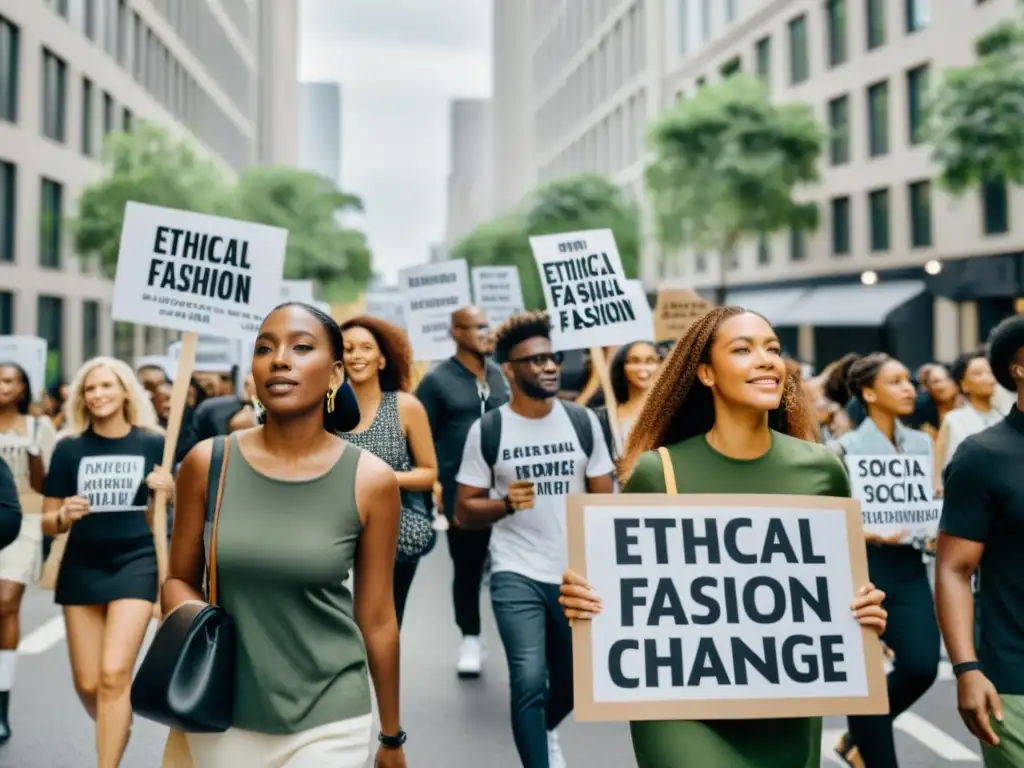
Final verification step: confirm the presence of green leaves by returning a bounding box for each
[645,73,824,266]
[71,123,374,299]
[928,18,1024,194]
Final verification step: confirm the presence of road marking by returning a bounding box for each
[894,711,981,762]
[18,616,66,655]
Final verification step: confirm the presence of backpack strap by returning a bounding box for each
[562,402,595,458]
[658,447,677,494]
[479,408,503,485]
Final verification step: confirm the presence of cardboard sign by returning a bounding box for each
[0,336,47,401]
[529,229,649,352]
[168,336,241,374]
[567,494,887,722]
[364,291,406,329]
[78,455,146,512]
[471,266,525,327]
[626,280,656,341]
[653,289,714,342]
[280,280,316,304]
[112,202,287,340]
[844,454,942,538]
[398,260,472,361]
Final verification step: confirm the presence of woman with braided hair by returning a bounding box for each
[558,307,887,768]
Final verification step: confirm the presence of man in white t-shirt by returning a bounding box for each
[456,312,614,768]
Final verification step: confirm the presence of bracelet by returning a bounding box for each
[55,508,68,534]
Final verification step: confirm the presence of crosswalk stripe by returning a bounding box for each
[894,711,980,762]
[18,616,65,655]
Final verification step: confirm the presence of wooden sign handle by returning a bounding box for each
[152,331,197,618]
[590,346,623,457]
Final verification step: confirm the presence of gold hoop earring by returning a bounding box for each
[326,387,338,414]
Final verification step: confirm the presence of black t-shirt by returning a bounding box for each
[44,427,164,541]
[940,406,1024,694]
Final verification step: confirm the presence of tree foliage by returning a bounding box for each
[927,19,1024,194]
[452,174,641,310]
[72,123,374,299]
[645,74,823,288]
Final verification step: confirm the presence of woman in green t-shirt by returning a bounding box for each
[559,307,888,768]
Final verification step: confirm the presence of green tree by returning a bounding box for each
[927,19,1024,193]
[646,74,824,304]
[72,123,230,276]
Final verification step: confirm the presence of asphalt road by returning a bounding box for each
[0,543,983,767]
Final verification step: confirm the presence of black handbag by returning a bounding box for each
[130,435,236,732]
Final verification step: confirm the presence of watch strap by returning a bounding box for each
[378,729,407,749]
[953,660,982,677]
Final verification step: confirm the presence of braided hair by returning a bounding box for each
[620,306,816,480]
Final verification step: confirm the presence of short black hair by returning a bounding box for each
[987,314,1024,391]
[950,350,987,390]
[493,311,551,363]
[0,362,32,415]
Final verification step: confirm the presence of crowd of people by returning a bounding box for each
[0,298,1021,768]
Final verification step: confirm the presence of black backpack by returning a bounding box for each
[479,402,595,483]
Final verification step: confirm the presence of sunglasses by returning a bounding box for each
[507,352,564,366]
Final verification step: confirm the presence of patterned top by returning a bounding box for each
[341,391,410,472]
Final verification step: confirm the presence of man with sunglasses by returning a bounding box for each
[455,311,614,768]
[415,305,510,679]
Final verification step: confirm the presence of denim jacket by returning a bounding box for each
[831,417,934,551]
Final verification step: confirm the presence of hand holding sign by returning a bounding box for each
[145,467,175,496]
[61,496,91,524]
[560,568,604,622]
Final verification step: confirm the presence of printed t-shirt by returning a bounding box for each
[0,416,57,513]
[456,401,614,584]
[625,431,850,768]
[44,427,164,541]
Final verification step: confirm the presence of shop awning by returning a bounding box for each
[775,280,926,327]
[724,288,810,325]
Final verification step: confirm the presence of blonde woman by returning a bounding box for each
[40,357,172,768]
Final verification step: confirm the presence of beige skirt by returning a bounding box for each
[0,513,42,584]
[185,714,373,768]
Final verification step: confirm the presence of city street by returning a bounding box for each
[1,547,983,767]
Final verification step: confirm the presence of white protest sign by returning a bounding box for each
[78,455,146,512]
[365,291,407,329]
[0,336,47,401]
[625,280,655,341]
[844,454,941,538]
[168,336,240,374]
[529,229,649,352]
[398,260,472,361]
[471,266,525,327]
[567,494,887,722]
[112,202,287,340]
[280,280,316,304]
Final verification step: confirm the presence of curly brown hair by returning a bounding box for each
[620,306,818,480]
[493,310,551,363]
[340,315,414,392]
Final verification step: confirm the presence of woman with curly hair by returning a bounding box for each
[593,341,661,461]
[558,307,888,768]
[339,315,438,628]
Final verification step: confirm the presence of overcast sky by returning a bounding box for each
[298,0,492,283]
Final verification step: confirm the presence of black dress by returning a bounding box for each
[43,427,164,606]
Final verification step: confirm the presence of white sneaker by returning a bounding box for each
[456,636,483,678]
[547,729,567,768]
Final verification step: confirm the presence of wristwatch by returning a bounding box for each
[378,729,407,749]
[953,660,982,677]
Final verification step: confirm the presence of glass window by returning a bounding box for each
[982,178,1009,235]
[720,57,741,78]
[700,0,711,42]
[789,228,806,261]
[869,188,891,251]
[906,0,930,33]
[0,292,11,335]
[83,0,96,40]
[122,106,132,132]
[906,64,929,145]
[41,49,67,142]
[826,0,847,67]
[908,180,932,247]
[726,0,737,22]
[45,0,70,18]
[831,196,851,255]
[678,0,689,56]
[39,178,63,268]
[756,36,771,84]
[0,160,12,263]
[82,300,100,360]
[828,95,850,165]
[867,80,889,157]
[866,0,886,50]
[114,321,133,363]
[788,14,809,84]
[0,15,18,124]
[81,76,94,155]
[37,296,64,388]
[116,0,127,65]
[102,91,114,136]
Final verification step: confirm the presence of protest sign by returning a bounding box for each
[398,260,471,361]
[844,454,942,538]
[364,291,406,329]
[566,494,888,722]
[168,336,240,374]
[471,266,525,327]
[0,336,47,401]
[653,289,714,341]
[112,202,287,341]
[625,281,655,341]
[280,280,316,304]
[529,229,648,352]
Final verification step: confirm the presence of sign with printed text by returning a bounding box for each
[844,454,941,538]
[112,202,287,340]
[280,280,316,304]
[654,289,714,341]
[398,260,472,361]
[471,266,525,327]
[78,455,146,512]
[0,336,47,401]
[364,291,407,329]
[567,494,888,722]
[530,229,649,352]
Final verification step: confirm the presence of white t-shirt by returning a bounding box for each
[0,415,57,514]
[457,402,614,584]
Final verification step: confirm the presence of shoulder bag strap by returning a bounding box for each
[657,447,677,494]
[206,436,230,606]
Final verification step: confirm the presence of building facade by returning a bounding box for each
[298,81,342,186]
[444,97,493,246]
[0,0,297,387]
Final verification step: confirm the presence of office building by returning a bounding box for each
[444,98,493,246]
[298,81,342,186]
[0,0,298,387]
[490,0,535,214]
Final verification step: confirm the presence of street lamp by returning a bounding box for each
[860,270,879,286]
[924,259,942,275]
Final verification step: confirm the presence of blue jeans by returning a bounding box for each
[490,571,574,768]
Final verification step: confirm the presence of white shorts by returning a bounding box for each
[187,713,373,768]
[0,514,42,585]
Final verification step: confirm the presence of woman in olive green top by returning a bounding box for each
[164,303,407,768]
[560,307,888,768]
